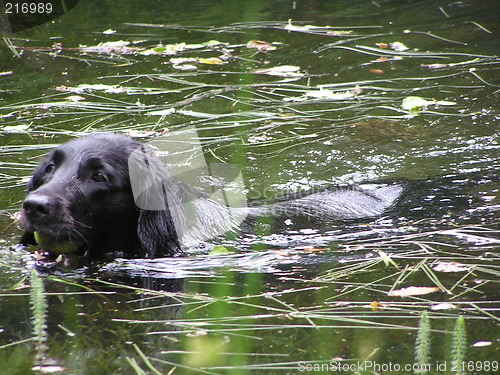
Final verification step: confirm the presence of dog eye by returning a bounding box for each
[91,172,107,182]
[45,164,55,174]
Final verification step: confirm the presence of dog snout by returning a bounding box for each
[23,194,55,222]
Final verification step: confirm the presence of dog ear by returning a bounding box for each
[138,207,182,257]
[129,145,185,258]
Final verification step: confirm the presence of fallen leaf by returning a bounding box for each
[369,301,389,311]
[434,100,456,106]
[432,262,470,273]
[402,96,456,111]
[284,19,351,35]
[80,40,138,54]
[246,40,276,52]
[198,57,225,65]
[253,65,302,77]
[247,134,274,143]
[421,63,449,69]
[376,43,388,49]
[390,41,409,51]
[388,286,439,297]
[65,95,85,102]
[140,41,227,56]
[170,57,198,65]
[471,341,492,347]
[148,108,176,116]
[430,302,457,311]
[304,89,355,100]
[2,124,30,133]
[142,43,185,56]
[85,84,126,94]
[31,365,67,373]
[369,69,385,74]
[378,250,399,269]
[55,85,70,92]
[172,64,197,71]
[402,96,431,110]
[285,20,322,32]
[209,245,230,255]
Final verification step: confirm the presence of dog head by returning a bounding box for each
[19,133,181,260]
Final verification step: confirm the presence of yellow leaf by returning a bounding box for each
[198,57,225,65]
[246,40,276,51]
[378,250,399,269]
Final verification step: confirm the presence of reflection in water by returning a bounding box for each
[95,170,499,283]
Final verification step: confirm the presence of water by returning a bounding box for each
[1,0,499,373]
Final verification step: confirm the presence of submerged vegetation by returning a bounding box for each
[0,0,499,373]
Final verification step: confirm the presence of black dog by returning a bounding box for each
[19,133,403,260]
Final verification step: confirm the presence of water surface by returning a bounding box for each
[0,0,499,374]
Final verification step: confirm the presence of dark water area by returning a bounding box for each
[1,0,499,374]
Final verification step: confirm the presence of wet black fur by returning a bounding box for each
[19,134,181,259]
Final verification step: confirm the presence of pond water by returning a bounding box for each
[1,0,499,374]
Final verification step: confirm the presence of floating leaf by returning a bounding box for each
[369,301,389,311]
[431,302,457,311]
[149,108,176,116]
[432,262,470,273]
[284,19,352,35]
[80,40,138,54]
[140,41,227,56]
[31,365,67,373]
[209,245,230,255]
[1,124,30,133]
[304,89,355,100]
[421,63,449,69]
[471,341,492,347]
[170,57,198,65]
[253,65,302,77]
[390,41,409,51]
[172,64,197,71]
[434,100,456,106]
[170,56,226,68]
[141,43,185,56]
[62,84,127,94]
[402,96,456,111]
[378,250,399,269]
[246,40,276,52]
[285,20,323,32]
[388,286,439,297]
[198,57,225,65]
[402,96,432,110]
[65,95,85,102]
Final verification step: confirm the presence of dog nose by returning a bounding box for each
[23,194,53,220]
